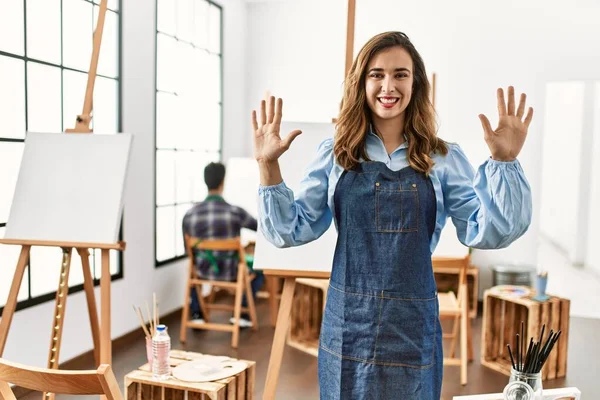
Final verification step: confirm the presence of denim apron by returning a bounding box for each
[318,162,443,399]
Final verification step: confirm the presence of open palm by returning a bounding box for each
[479,86,534,161]
[251,96,302,163]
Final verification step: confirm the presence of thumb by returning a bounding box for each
[478,114,493,137]
[282,130,302,149]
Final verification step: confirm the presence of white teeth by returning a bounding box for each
[379,98,398,104]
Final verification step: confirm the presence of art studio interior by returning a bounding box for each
[0,0,598,399]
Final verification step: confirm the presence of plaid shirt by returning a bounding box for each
[182,194,257,281]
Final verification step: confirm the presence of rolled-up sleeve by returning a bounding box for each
[442,144,532,249]
[258,139,334,248]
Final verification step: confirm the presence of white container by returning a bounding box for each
[152,324,171,380]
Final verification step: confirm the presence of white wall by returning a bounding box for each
[221,0,249,160]
[587,83,600,275]
[3,0,247,367]
[245,0,600,297]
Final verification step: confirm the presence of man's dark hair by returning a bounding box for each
[204,162,226,190]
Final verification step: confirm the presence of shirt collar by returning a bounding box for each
[368,124,409,152]
[205,194,225,202]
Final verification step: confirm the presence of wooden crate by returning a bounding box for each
[480,289,570,380]
[434,265,479,319]
[124,349,255,400]
[286,278,329,357]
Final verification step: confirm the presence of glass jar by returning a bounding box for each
[503,367,543,400]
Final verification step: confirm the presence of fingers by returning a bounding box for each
[260,100,267,126]
[268,96,275,124]
[479,114,493,136]
[497,88,507,116]
[507,86,515,115]
[251,110,258,132]
[258,94,285,128]
[523,107,534,128]
[273,98,283,125]
[282,129,302,149]
[516,93,526,118]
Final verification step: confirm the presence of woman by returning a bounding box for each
[252,31,533,399]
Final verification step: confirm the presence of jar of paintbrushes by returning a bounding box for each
[133,293,160,365]
[503,322,562,400]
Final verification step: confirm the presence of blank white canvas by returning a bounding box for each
[4,132,132,244]
[223,157,260,245]
[248,122,337,273]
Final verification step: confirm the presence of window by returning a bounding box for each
[155,0,223,266]
[0,0,121,312]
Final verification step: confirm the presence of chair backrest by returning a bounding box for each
[185,236,245,255]
[185,236,247,269]
[432,255,470,302]
[0,358,122,400]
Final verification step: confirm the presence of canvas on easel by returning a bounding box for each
[0,1,129,399]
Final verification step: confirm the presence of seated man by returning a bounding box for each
[182,162,264,328]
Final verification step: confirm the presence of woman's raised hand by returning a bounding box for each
[479,86,534,161]
[251,96,302,163]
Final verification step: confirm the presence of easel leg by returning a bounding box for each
[267,277,280,328]
[78,248,101,366]
[100,250,111,365]
[0,246,31,356]
[44,248,73,400]
[264,277,296,400]
[244,269,259,332]
[231,265,245,349]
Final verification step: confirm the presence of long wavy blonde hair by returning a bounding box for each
[334,31,447,173]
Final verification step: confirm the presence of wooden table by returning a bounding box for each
[480,288,570,380]
[124,350,255,400]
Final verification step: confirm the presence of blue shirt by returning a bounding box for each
[258,131,532,252]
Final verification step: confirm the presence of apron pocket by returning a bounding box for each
[374,294,437,367]
[321,285,381,361]
[375,183,419,232]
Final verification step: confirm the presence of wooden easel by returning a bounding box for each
[0,1,119,399]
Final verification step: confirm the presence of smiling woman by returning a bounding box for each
[336,31,448,173]
[252,31,534,400]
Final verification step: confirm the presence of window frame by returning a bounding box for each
[154,0,224,267]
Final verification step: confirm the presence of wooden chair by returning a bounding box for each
[434,255,474,385]
[0,358,122,399]
[180,235,258,349]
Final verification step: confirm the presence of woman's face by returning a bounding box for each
[365,46,414,124]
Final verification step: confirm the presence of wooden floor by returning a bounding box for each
[20,299,598,399]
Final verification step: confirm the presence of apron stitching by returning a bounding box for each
[319,344,435,370]
[372,290,385,361]
[329,284,436,301]
[375,183,379,229]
